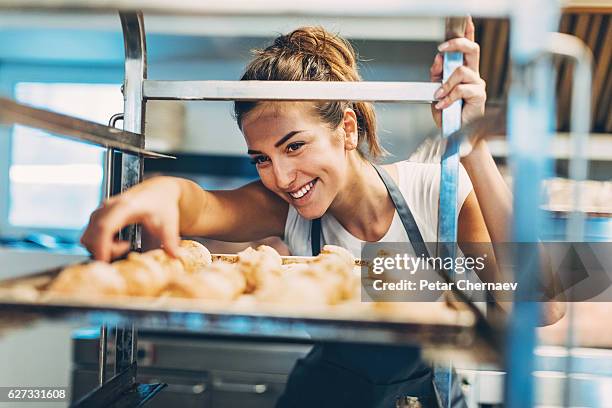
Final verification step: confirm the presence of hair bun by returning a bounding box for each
[235,26,385,160]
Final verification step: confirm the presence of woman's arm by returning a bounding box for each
[458,146,566,326]
[81,176,288,262]
[179,178,288,241]
[460,141,512,242]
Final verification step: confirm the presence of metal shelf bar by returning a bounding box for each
[143,80,440,102]
[0,97,172,159]
[0,0,513,18]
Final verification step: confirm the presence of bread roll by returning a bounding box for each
[320,245,355,267]
[236,246,283,292]
[262,271,329,306]
[177,240,212,273]
[309,245,356,300]
[140,249,184,276]
[165,261,245,301]
[49,261,127,297]
[114,252,170,297]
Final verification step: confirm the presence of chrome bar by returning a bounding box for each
[504,2,559,406]
[144,80,440,102]
[544,32,593,242]
[117,10,147,388]
[119,11,146,246]
[0,97,170,158]
[543,32,594,408]
[0,0,513,18]
[433,17,466,408]
[98,325,108,385]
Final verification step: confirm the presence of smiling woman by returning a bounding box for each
[80,23,552,407]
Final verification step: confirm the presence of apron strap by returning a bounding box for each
[310,163,430,258]
[311,217,322,256]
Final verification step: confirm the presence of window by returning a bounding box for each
[6,82,123,241]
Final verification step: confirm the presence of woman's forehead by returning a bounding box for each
[242,101,315,127]
[242,102,318,135]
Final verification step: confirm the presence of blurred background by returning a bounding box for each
[0,5,610,407]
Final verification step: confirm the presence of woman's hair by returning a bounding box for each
[234,26,384,159]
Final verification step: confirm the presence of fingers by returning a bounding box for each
[437,38,480,74]
[434,83,486,110]
[81,200,145,261]
[110,241,131,259]
[429,53,443,81]
[465,16,475,42]
[434,65,483,100]
[142,212,180,258]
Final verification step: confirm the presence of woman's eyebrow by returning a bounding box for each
[247,130,305,154]
[274,130,304,147]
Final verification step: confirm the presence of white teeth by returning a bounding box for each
[289,180,315,199]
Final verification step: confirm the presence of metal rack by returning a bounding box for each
[113,4,569,408]
[0,1,580,407]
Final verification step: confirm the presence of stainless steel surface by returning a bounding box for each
[543,31,594,408]
[104,113,124,200]
[504,1,559,406]
[0,97,173,158]
[118,10,147,392]
[544,32,593,242]
[0,0,514,18]
[143,80,440,102]
[119,11,147,251]
[433,17,466,408]
[0,267,499,360]
[212,378,268,394]
[98,325,107,385]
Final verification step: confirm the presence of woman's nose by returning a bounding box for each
[272,160,297,191]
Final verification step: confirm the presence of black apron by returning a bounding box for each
[276,163,466,408]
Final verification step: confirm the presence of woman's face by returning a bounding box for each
[241,102,355,220]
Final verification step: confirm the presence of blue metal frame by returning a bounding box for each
[504,2,559,407]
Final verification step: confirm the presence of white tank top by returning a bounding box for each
[283,160,473,257]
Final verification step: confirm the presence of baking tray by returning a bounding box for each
[0,255,501,363]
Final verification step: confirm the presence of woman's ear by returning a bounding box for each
[342,108,359,151]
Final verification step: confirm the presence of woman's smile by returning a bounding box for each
[287,178,318,204]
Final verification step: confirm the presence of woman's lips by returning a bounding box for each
[288,178,318,202]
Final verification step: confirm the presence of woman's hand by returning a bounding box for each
[430,16,486,128]
[80,176,183,262]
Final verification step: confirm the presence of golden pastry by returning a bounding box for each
[114,252,170,297]
[140,249,185,276]
[49,261,127,297]
[320,245,355,267]
[176,240,212,273]
[236,245,283,292]
[165,261,245,301]
[269,271,330,306]
[307,245,356,300]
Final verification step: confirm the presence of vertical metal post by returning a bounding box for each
[505,2,559,407]
[542,32,593,408]
[98,325,108,385]
[119,11,147,246]
[434,17,466,408]
[116,10,147,377]
[98,112,125,384]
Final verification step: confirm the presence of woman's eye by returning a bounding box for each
[287,142,304,153]
[250,156,270,165]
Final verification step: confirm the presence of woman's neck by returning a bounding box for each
[328,153,396,242]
